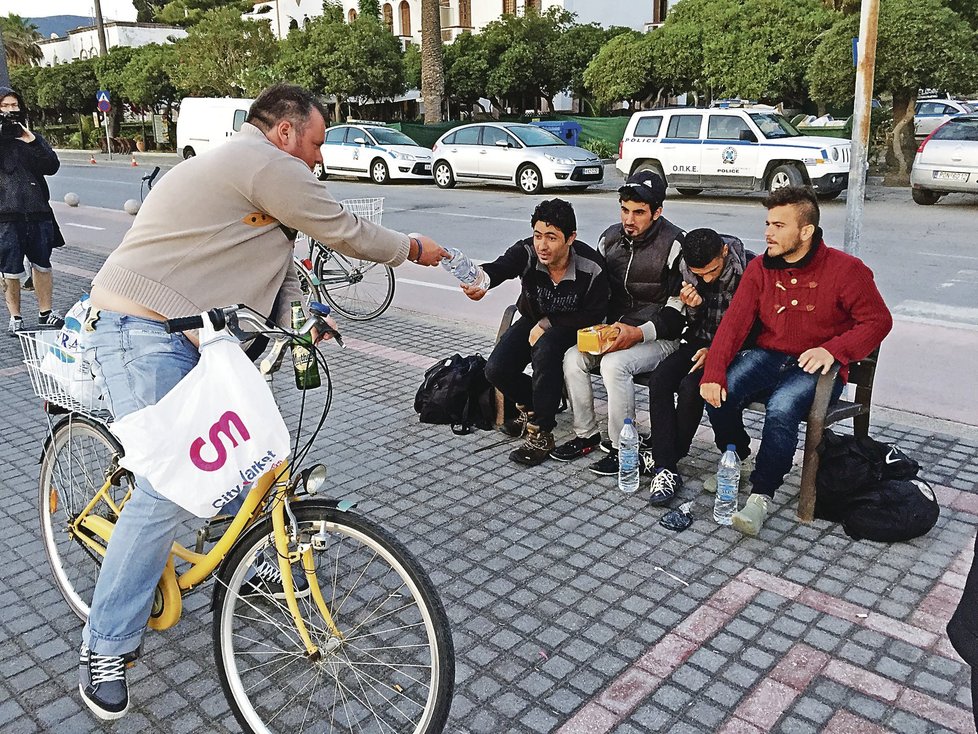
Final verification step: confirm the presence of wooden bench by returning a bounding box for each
[495,304,880,522]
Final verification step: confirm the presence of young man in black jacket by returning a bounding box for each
[0,85,65,334]
[461,199,609,466]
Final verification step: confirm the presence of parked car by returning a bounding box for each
[616,106,851,200]
[430,122,603,194]
[176,97,254,159]
[317,124,432,183]
[914,99,976,140]
[910,113,978,205]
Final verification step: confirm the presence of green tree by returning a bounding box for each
[403,41,421,91]
[8,64,38,110]
[95,46,136,137]
[556,23,625,114]
[1,14,43,66]
[443,31,489,116]
[474,6,576,113]
[35,61,99,116]
[583,31,655,111]
[808,0,978,178]
[169,7,278,96]
[946,0,978,30]
[156,0,251,27]
[121,43,181,109]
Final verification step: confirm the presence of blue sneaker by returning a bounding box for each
[79,644,129,720]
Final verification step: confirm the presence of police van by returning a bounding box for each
[616,105,851,199]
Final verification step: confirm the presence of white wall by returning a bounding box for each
[37,22,186,66]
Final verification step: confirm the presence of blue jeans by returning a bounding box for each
[704,348,842,498]
[82,311,200,656]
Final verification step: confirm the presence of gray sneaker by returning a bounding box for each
[79,644,129,720]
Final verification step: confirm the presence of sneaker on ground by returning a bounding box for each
[550,433,601,462]
[37,310,65,329]
[649,467,683,506]
[589,450,619,476]
[731,493,770,537]
[509,424,555,466]
[8,316,24,336]
[79,644,129,721]
[703,454,754,493]
[599,434,652,454]
[241,555,311,600]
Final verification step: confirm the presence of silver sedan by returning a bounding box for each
[910,113,978,205]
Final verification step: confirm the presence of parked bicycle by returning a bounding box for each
[294,197,396,321]
[20,303,454,733]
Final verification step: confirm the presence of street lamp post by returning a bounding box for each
[844,0,880,257]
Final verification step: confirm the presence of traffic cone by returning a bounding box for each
[130,154,138,167]
[89,153,97,164]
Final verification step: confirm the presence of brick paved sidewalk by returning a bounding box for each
[1,243,976,733]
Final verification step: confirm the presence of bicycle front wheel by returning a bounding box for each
[39,415,132,621]
[317,250,395,321]
[213,500,455,734]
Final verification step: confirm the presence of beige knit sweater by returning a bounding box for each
[92,123,409,323]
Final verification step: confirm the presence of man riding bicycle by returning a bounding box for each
[78,83,448,721]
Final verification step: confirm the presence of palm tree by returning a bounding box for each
[420,0,444,123]
[1,15,43,66]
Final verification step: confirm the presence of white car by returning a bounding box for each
[914,99,976,140]
[910,113,978,205]
[616,107,851,199]
[317,124,432,184]
[430,122,603,194]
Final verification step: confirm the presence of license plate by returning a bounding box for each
[934,171,968,181]
[421,164,431,172]
[582,166,600,175]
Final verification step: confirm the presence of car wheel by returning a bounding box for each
[371,159,390,185]
[911,187,941,205]
[676,188,702,197]
[768,164,803,192]
[433,161,456,189]
[517,164,543,195]
[313,163,328,181]
[182,146,196,160]
[816,190,841,201]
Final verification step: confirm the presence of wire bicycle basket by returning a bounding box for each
[339,197,384,226]
[18,331,110,418]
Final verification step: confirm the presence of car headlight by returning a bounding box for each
[831,147,840,161]
[390,151,418,161]
[545,153,575,165]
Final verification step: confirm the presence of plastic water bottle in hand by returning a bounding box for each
[441,247,489,289]
[618,418,640,494]
[713,444,740,525]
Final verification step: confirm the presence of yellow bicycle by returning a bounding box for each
[21,303,454,733]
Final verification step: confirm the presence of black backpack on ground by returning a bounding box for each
[414,354,495,435]
[815,430,937,542]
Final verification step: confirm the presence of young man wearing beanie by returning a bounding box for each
[645,228,751,506]
[552,170,686,475]
[700,186,891,537]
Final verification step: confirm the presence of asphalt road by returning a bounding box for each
[44,157,978,427]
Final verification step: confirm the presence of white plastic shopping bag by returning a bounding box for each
[36,295,106,411]
[109,318,292,518]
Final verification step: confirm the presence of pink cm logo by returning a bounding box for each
[189,411,252,472]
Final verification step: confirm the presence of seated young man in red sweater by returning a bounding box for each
[699,186,892,537]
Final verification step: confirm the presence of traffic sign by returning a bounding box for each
[96,90,111,113]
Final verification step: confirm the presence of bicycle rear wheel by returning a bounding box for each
[213,500,454,734]
[39,415,132,621]
[316,249,395,321]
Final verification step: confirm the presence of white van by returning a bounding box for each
[176,97,255,159]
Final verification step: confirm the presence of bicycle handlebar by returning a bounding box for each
[163,303,343,347]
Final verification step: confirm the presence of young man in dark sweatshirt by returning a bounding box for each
[462,198,609,466]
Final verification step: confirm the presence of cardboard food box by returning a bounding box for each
[577,324,620,355]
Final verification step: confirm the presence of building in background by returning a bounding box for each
[244,0,659,43]
[37,21,187,66]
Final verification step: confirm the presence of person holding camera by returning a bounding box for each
[0,85,65,335]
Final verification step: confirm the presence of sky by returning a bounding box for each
[0,1,138,21]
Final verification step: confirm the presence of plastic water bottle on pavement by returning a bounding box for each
[441,247,489,289]
[713,444,740,525]
[618,418,640,494]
